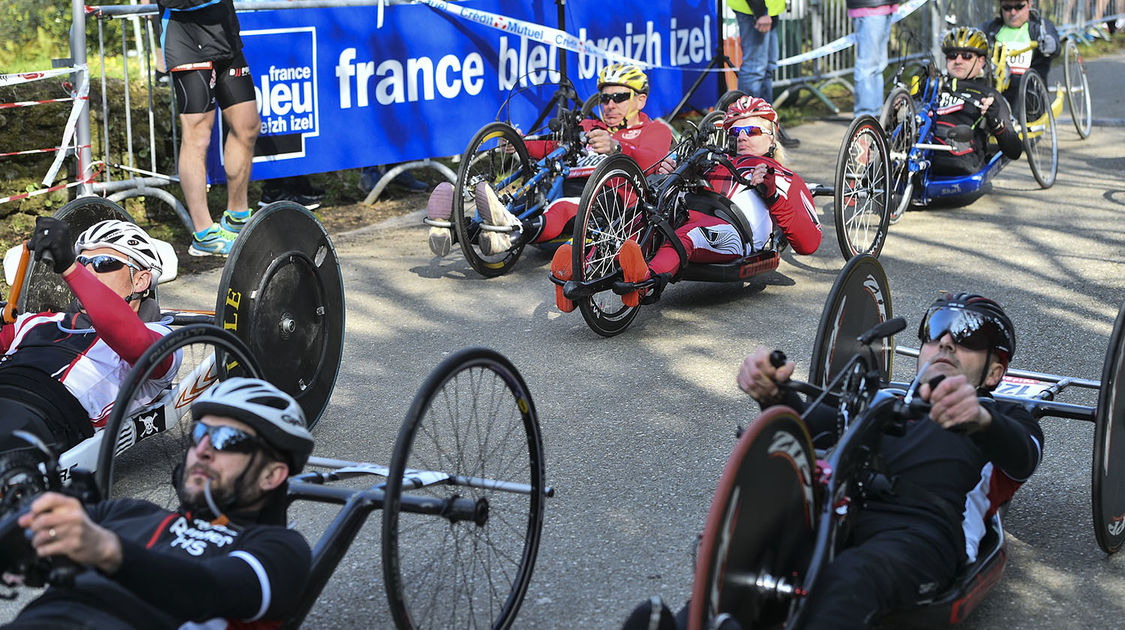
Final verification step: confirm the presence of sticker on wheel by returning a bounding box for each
[1093,299,1125,553]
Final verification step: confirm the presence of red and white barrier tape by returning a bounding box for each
[0,65,86,88]
[0,161,104,206]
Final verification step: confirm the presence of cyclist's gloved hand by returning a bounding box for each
[756,173,779,204]
[1037,35,1057,56]
[27,217,75,274]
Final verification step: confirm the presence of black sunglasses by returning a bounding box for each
[599,91,634,104]
[191,423,260,454]
[945,52,979,61]
[77,254,138,274]
[1001,2,1027,12]
[918,307,999,351]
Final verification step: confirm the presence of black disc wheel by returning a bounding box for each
[878,86,918,224]
[453,122,534,278]
[382,348,546,630]
[1018,69,1058,189]
[1093,300,1125,553]
[95,324,262,504]
[688,407,817,630]
[1063,38,1093,139]
[833,116,891,260]
[808,254,893,388]
[572,154,652,337]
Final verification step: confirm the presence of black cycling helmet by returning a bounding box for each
[918,292,1016,361]
[192,377,314,474]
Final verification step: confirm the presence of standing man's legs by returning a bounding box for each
[852,14,894,118]
[178,109,218,234]
[220,99,259,216]
[735,12,771,98]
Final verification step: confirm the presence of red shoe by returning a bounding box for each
[617,239,648,308]
[551,244,576,313]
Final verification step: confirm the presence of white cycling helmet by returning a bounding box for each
[74,219,164,285]
[192,377,315,474]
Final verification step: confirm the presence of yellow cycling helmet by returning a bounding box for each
[597,63,649,95]
[941,27,989,56]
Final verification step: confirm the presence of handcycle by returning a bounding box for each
[551,119,878,337]
[876,50,1058,221]
[687,253,1125,629]
[423,79,600,278]
[990,37,1093,141]
[0,196,345,487]
[0,342,552,629]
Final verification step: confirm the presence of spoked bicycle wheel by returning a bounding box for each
[572,154,652,337]
[95,324,262,504]
[382,347,546,630]
[687,407,817,630]
[878,86,918,224]
[1018,69,1058,189]
[453,122,535,278]
[1063,38,1093,139]
[833,115,891,260]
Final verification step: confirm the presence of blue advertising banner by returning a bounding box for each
[208,0,718,182]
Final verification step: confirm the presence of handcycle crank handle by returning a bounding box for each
[765,351,821,399]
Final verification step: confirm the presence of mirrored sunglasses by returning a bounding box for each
[730,124,770,138]
[918,306,998,351]
[191,422,260,454]
[599,91,634,104]
[76,254,138,274]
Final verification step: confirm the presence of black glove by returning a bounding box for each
[27,217,75,274]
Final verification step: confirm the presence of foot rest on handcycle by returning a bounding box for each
[878,511,1007,628]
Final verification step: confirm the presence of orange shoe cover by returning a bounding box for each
[617,239,648,308]
[551,244,576,313]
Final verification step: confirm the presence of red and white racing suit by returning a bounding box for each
[648,154,822,277]
[524,113,675,243]
[0,264,177,448]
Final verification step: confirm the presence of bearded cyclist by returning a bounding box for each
[424,63,674,259]
[4,377,313,629]
[0,218,178,454]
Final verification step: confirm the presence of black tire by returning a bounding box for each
[878,86,918,224]
[572,154,652,337]
[808,254,893,388]
[18,197,134,316]
[453,122,534,278]
[382,348,546,630]
[1063,38,1093,139]
[95,325,262,504]
[1017,69,1058,189]
[1093,300,1125,554]
[581,92,600,120]
[715,89,748,111]
[833,116,891,260]
[687,407,817,630]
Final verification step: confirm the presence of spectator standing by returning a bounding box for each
[726,0,800,147]
[849,0,899,118]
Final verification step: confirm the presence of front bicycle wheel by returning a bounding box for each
[95,324,262,504]
[1063,38,1093,139]
[572,154,652,337]
[687,407,817,630]
[382,348,546,630]
[453,122,534,278]
[715,89,747,111]
[833,116,891,260]
[1018,69,1058,189]
[878,86,918,224]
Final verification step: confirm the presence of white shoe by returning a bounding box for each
[426,182,454,257]
[474,182,520,255]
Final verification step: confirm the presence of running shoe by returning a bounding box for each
[189,225,236,257]
[617,239,648,308]
[220,209,252,234]
[426,182,454,257]
[551,244,576,313]
[475,182,520,256]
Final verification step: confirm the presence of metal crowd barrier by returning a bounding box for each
[31,0,1119,223]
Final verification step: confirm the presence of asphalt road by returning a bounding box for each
[3,52,1123,629]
